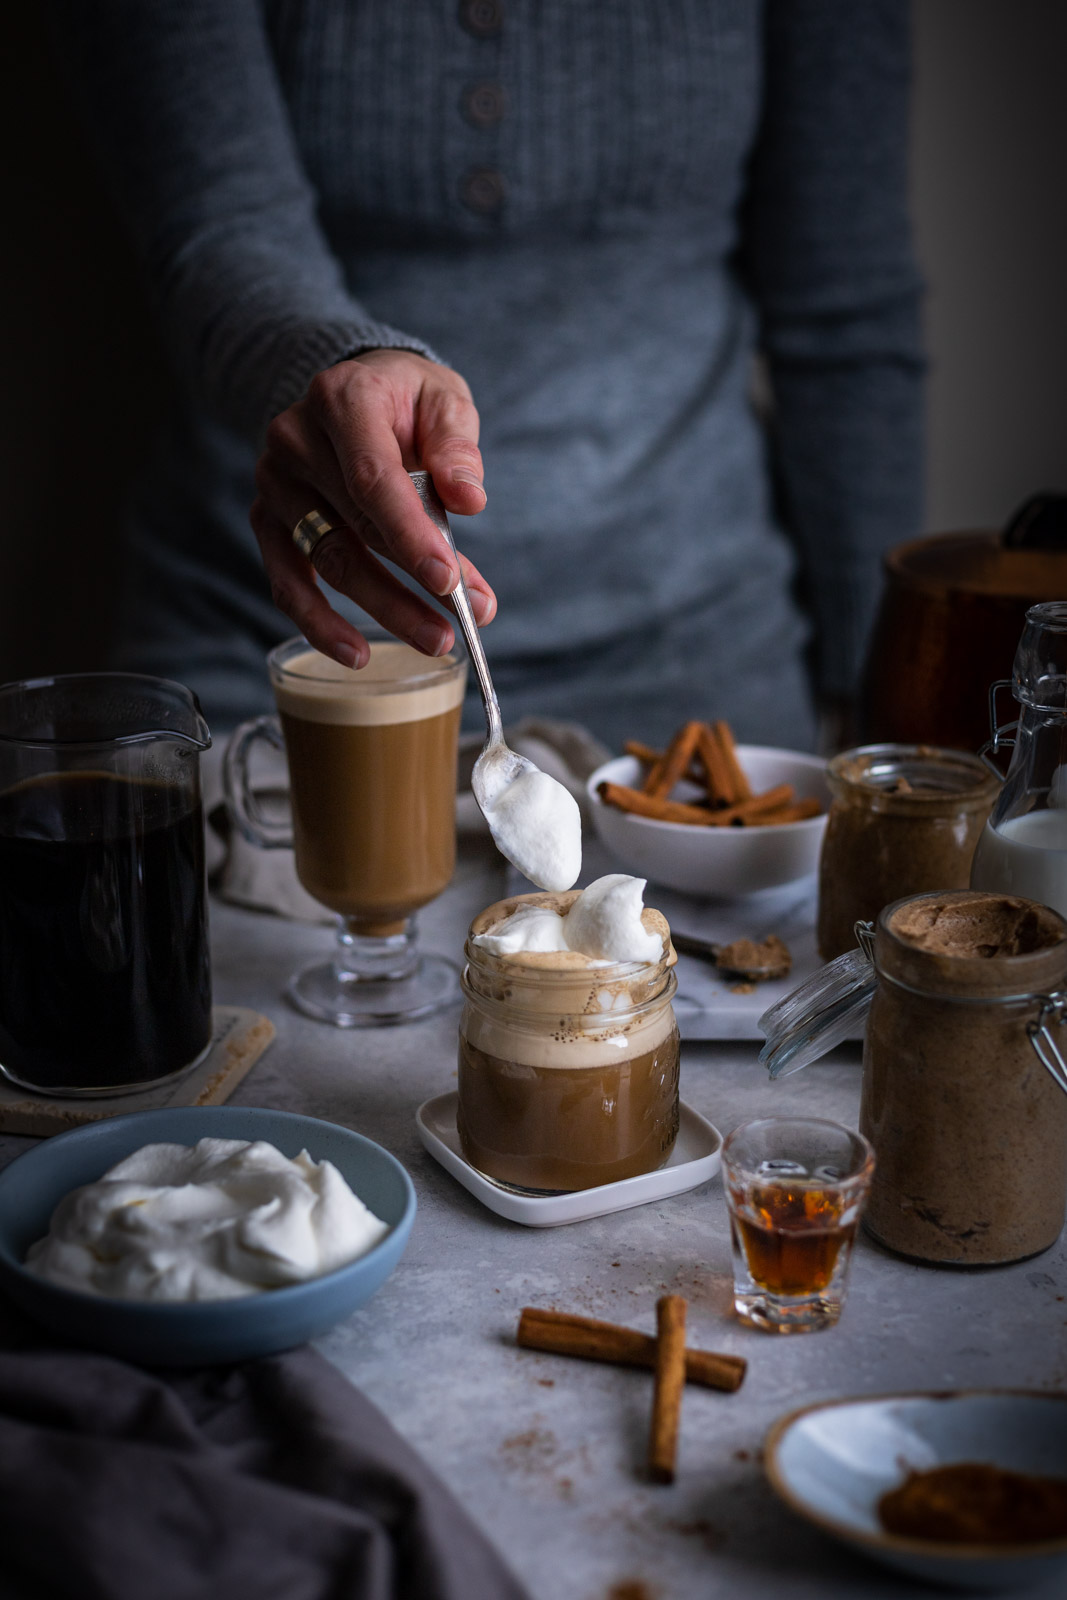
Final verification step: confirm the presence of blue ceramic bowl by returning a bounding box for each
[765,1391,1067,1590]
[0,1106,416,1366]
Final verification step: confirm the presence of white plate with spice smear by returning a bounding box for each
[765,1391,1067,1590]
[416,1094,722,1227]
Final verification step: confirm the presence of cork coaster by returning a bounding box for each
[0,1008,276,1138]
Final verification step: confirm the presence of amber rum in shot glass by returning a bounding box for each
[722,1118,874,1333]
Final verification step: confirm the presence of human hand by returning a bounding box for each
[251,349,496,667]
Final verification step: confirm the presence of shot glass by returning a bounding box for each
[722,1117,874,1334]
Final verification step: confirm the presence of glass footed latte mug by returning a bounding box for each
[457,888,681,1192]
[225,635,466,1025]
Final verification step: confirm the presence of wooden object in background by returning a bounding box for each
[862,528,1067,754]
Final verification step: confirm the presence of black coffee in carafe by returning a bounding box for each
[0,773,211,1090]
[0,674,213,1094]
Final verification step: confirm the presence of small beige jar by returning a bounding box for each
[457,892,680,1193]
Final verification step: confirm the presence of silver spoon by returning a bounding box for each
[408,471,581,890]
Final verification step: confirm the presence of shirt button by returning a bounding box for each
[460,166,507,213]
[459,0,503,39]
[462,82,507,128]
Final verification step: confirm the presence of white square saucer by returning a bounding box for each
[415,1092,722,1228]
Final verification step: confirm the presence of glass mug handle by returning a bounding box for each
[223,715,294,849]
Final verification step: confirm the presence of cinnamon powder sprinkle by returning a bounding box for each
[878,1462,1067,1544]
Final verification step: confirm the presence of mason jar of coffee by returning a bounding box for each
[817,745,999,961]
[860,890,1067,1264]
[458,892,680,1192]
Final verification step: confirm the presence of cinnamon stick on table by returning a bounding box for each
[648,1295,688,1484]
[516,1307,746,1393]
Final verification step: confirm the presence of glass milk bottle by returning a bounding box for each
[971,602,1067,915]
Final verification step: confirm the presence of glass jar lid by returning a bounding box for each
[758,945,875,1079]
[827,744,999,814]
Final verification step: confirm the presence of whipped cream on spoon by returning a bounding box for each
[410,471,581,890]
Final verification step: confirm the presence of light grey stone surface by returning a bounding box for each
[3,843,1065,1600]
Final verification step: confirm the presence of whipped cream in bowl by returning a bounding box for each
[0,1107,416,1365]
[26,1137,391,1303]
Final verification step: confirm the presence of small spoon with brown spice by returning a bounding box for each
[671,932,792,983]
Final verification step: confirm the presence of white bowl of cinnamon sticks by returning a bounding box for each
[587,720,829,897]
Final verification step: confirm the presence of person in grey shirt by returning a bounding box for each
[52,0,923,749]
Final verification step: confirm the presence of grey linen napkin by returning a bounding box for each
[0,1341,530,1600]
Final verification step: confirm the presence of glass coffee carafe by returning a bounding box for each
[971,601,1067,917]
[0,673,213,1095]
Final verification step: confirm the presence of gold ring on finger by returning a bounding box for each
[292,509,336,560]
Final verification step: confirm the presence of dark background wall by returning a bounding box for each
[1,7,167,684]
[912,0,1067,530]
[2,1,1064,685]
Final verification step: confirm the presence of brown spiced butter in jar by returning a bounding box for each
[457,890,680,1192]
[861,889,1067,1264]
[817,745,999,961]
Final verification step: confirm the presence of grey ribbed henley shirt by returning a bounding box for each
[52,0,924,747]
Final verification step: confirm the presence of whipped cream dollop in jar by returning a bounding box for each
[458,877,680,1192]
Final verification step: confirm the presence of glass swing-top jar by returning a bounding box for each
[760,888,1067,1265]
[971,601,1067,917]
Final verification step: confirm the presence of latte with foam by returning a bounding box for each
[458,886,680,1191]
[271,643,466,934]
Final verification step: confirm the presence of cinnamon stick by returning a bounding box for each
[643,720,703,798]
[694,723,735,800]
[701,783,795,827]
[746,797,823,825]
[648,1295,687,1484]
[625,739,705,786]
[598,781,717,825]
[691,722,752,807]
[710,721,752,804]
[516,1307,746,1393]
